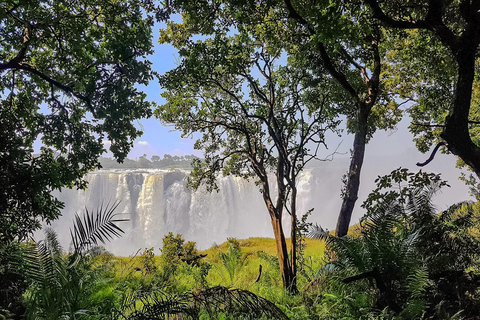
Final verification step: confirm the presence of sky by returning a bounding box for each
[105,22,474,208]
[124,25,446,161]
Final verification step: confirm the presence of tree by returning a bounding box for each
[0,0,155,243]
[280,0,402,237]
[364,0,480,178]
[156,6,338,292]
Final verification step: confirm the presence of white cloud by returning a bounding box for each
[137,141,149,146]
[102,140,111,145]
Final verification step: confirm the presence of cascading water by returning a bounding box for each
[48,167,344,256]
[48,154,471,256]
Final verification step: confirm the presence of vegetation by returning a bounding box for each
[312,169,480,318]
[98,154,199,169]
[3,0,480,319]
[0,0,155,244]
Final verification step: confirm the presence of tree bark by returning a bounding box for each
[270,212,297,292]
[336,105,369,237]
[289,186,298,293]
[261,179,297,293]
[441,42,480,178]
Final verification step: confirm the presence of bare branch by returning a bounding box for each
[412,122,446,128]
[416,141,446,166]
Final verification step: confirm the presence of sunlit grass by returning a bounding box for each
[201,237,325,260]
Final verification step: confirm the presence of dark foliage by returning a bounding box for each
[0,0,154,244]
[119,286,289,320]
[310,169,480,318]
[0,243,27,319]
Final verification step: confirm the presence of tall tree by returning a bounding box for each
[156,0,401,238]
[364,0,480,178]
[0,0,155,243]
[281,0,401,236]
[157,6,338,292]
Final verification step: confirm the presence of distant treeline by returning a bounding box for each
[99,154,199,169]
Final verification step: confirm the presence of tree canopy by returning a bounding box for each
[156,4,339,291]
[0,0,155,243]
[364,0,480,178]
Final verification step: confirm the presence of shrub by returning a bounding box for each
[311,169,480,319]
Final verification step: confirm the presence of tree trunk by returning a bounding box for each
[270,215,296,293]
[442,42,480,178]
[289,186,298,293]
[336,106,369,237]
[261,179,297,293]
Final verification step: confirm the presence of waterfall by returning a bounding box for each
[47,155,471,256]
[48,167,343,256]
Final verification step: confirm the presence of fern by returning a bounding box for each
[23,203,126,319]
[118,286,289,320]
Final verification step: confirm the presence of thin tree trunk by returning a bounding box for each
[336,106,369,237]
[289,186,298,293]
[261,179,297,293]
[271,214,295,292]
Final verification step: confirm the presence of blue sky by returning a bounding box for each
[123,22,467,199]
[115,25,201,159]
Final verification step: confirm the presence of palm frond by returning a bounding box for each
[23,204,127,319]
[70,201,127,255]
[42,227,63,257]
[308,224,333,243]
[24,229,66,286]
[119,286,289,320]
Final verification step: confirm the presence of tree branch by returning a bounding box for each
[416,141,446,166]
[364,0,429,29]
[283,0,359,102]
[412,122,446,128]
[15,63,95,114]
[364,0,459,50]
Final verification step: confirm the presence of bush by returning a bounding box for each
[310,169,480,319]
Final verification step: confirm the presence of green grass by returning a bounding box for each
[201,237,325,259]
[71,237,330,319]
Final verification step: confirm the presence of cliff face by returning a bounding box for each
[48,167,343,255]
[47,155,472,256]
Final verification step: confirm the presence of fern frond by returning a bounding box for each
[308,224,331,241]
[406,266,431,299]
[119,286,289,320]
[70,201,127,255]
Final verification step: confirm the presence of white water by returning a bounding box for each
[48,152,472,256]
[49,166,346,255]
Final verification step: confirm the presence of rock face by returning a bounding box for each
[49,167,345,255]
